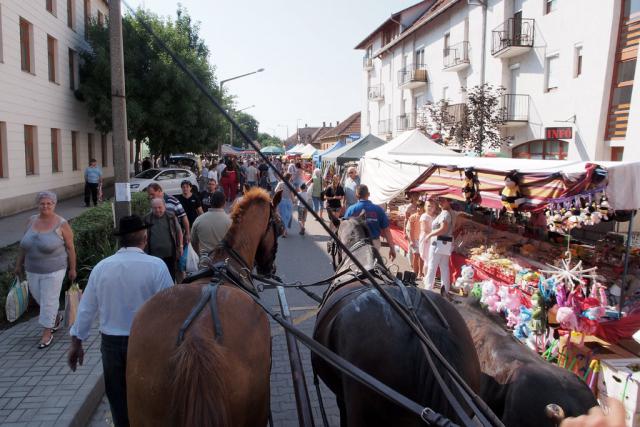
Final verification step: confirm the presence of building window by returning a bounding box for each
[69,48,77,90]
[71,131,79,170]
[51,129,61,173]
[512,139,568,160]
[67,0,75,29]
[20,18,34,73]
[83,0,90,39]
[545,54,559,92]
[47,35,58,83]
[611,147,624,161]
[0,122,6,178]
[24,125,37,175]
[88,133,94,162]
[46,0,56,15]
[101,133,108,166]
[624,0,640,22]
[574,45,583,77]
[98,10,104,27]
[415,48,425,68]
[545,0,557,14]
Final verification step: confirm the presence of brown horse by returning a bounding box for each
[313,216,484,427]
[455,300,598,427]
[126,188,283,427]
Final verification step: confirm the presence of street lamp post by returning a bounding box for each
[277,124,289,145]
[218,68,264,155]
[231,105,255,149]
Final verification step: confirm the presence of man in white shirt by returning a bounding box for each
[215,159,227,176]
[207,167,218,186]
[67,215,173,427]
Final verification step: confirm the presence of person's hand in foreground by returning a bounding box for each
[560,398,625,427]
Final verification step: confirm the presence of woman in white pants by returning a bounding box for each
[423,198,454,295]
[419,198,439,289]
[15,191,76,348]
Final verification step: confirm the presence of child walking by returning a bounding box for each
[297,184,309,235]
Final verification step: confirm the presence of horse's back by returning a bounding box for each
[455,301,597,426]
[313,285,481,426]
[127,282,271,427]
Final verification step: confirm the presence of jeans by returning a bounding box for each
[311,196,323,213]
[101,334,130,427]
[84,182,99,206]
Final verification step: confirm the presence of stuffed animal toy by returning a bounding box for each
[514,307,532,339]
[501,289,522,328]
[598,195,611,221]
[481,281,501,312]
[501,172,525,212]
[454,265,475,295]
[462,168,479,204]
[529,291,547,335]
[556,306,579,331]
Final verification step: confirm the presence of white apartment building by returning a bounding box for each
[0,0,120,216]
[357,0,639,163]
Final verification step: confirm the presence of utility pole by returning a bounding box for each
[109,0,131,222]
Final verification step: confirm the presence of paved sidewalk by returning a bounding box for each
[0,315,104,426]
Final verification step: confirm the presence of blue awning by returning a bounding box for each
[313,140,346,165]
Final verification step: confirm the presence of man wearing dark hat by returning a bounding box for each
[67,215,173,427]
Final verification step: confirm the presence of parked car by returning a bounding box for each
[129,168,198,195]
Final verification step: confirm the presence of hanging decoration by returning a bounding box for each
[462,168,479,204]
[500,171,525,213]
[544,187,609,233]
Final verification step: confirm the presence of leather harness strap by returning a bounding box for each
[176,282,224,346]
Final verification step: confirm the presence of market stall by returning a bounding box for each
[313,140,346,167]
[322,134,385,166]
[359,129,461,204]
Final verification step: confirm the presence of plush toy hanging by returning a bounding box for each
[598,195,611,222]
[462,168,479,204]
[500,171,525,213]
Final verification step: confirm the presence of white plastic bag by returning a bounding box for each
[186,243,199,273]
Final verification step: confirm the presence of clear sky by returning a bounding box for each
[125,0,417,141]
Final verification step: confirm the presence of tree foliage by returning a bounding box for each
[256,132,283,148]
[230,111,259,146]
[77,7,229,155]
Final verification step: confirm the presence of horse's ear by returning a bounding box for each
[272,189,283,208]
[327,209,341,228]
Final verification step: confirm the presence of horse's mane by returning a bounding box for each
[228,187,271,233]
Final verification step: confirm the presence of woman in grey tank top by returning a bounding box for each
[15,192,77,349]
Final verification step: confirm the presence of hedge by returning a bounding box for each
[0,192,150,323]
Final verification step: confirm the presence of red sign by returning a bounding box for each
[545,127,573,139]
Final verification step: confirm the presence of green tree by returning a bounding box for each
[464,84,509,155]
[77,7,229,158]
[231,111,259,146]
[256,132,283,148]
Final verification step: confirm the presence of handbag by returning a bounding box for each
[64,283,82,327]
[5,276,29,323]
[434,236,453,256]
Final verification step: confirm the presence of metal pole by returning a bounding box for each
[276,286,315,427]
[109,0,131,221]
[618,210,636,317]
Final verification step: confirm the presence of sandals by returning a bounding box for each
[51,314,64,333]
[38,335,53,349]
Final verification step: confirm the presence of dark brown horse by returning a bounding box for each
[312,216,484,427]
[455,300,598,427]
[126,188,283,427]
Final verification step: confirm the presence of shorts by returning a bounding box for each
[297,206,307,222]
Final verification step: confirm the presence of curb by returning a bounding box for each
[58,366,105,427]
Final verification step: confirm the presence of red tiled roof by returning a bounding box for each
[285,126,334,147]
[375,0,461,55]
[319,112,361,141]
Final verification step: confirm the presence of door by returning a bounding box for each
[156,170,177,194]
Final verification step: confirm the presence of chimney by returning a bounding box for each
[323,121,326,127]
[305,123,308,128]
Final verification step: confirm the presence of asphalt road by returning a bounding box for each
[90,210,410,426]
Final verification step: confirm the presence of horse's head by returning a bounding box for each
[255,189,284,275]
[328,210,371,250]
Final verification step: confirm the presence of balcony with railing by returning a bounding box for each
[499,94,529,127]
[443,41,470,72]
[444,103,467,124]
[398,65,428,89]
[363,56,374,70]
[397,114,417,132]
[378,119,393,136]
[491,18,535,59]
[368,85,384,102]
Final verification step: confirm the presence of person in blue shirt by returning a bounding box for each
[84,158,103,207]
[344,184,396,261]
[68,215,173,427]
